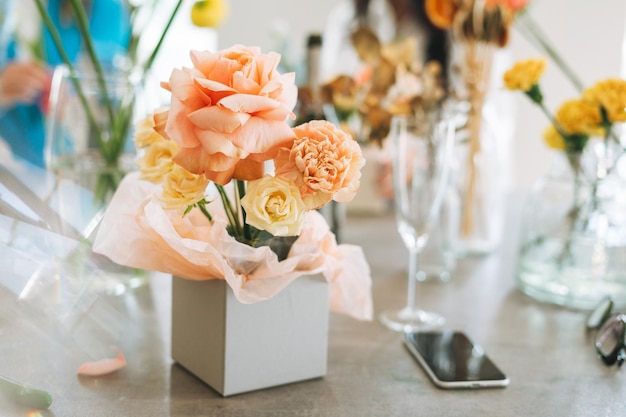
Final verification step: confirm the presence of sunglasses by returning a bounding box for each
[587,297,626,367]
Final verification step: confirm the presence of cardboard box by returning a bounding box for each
[171,273,329,396]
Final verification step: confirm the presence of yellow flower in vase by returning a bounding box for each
[504,59,595,155]
[583,78,626,124]
[503,58,546,102]
[542,125,566,151]
[555,99,604,143]
[503,58,546,90]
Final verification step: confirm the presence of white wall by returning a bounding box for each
[217,0,337,72]
[216,0,626,191]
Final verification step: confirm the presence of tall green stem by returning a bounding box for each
[216,184,242,237]
[33,0,108,160]
[516,11,584,93]
[236,180,251,240]
[68,0,116,132]
[142,0,184,74]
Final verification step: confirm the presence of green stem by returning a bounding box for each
[126,4,141,66]
[197,201,213,222]
[537,100,571,142]
[142,0,184,74]
[68,0,116,135]
[516,10,585,92]
[215,185,242,236]
[236,180,251,240]
[33,0,108,160]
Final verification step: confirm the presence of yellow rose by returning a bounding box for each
[133,114,163,149]
[555,99,603,136]
[503,58,546,92]
[240,174,306,237]
[136,138,179,184]
[160,165,209,212]
[542,125,566,151]
[583,78,626,123]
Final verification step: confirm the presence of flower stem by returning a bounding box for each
[235,180,251,240]
[142,0,184,74]
[68,0,116,133]
[33,0,108,160]
[537,100,571,142]
[216,184,242,237]
[515,10,585,92]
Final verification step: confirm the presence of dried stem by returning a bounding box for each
[460,40,494,238]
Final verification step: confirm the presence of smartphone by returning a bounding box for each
[404,331,509,389]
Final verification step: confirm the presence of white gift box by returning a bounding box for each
[171,273,329,396]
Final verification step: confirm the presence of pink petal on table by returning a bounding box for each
[77,347,127,376]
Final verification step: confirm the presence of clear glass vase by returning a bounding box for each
[44,64,148,295]
[516,142,626,310]
[443,98,509,257]
[45,64,141,206]
[444,42,513,257]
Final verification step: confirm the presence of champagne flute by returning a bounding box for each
[380,110,456,332]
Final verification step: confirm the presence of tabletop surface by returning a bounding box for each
[1,173,626,416]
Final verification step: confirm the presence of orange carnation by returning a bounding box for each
[274,120,365,210]
[159,45,298,185]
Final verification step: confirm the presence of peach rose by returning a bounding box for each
[158,45,298,185]
[275,120,365,210]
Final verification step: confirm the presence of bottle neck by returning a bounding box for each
[306,44,323,116]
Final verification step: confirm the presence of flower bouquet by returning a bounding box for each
[93,44,372,395]
[504,58,626,309]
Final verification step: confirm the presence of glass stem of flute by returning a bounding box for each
[406,248,419,311]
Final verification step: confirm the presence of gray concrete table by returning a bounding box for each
[1,209,625,416]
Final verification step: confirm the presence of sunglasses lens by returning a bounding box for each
[596,314,626,361]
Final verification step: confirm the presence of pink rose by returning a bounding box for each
[158,45,298,185]
[275,120,365,210]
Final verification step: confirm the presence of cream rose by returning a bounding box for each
[137,138,179,184]
[133,114,162,149]
[240,174,306,237]
[160,165,209,211]
[274,120,365,210]
[158,45,298,185]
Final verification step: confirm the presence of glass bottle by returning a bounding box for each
[296,33,345,241]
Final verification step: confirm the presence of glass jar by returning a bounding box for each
[45,64,141,205]
[516,142,626,309]
[45,64,148,295]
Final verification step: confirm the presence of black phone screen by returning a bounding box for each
[405,331,507,384]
